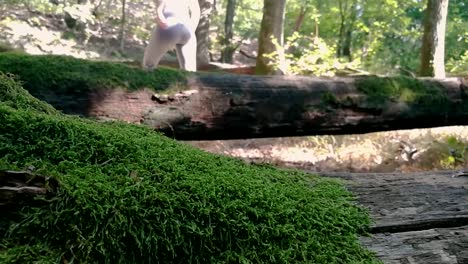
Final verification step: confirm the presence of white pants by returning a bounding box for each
[142,23,197,72]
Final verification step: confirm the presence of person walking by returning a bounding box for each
[143,0,200,72]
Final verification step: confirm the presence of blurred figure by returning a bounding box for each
[143,0,200,71]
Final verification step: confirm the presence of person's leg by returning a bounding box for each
[175,29,197,71]
[142,26,174,71]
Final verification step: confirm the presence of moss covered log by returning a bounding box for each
[0,73,378,263]
[1,52,466,140]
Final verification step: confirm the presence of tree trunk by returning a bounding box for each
[255,0,287,75]
[119,0,126,53]
[196,0,215,69]
[33,74,468,140]
[220,0,237,63]
[292,7,308,33]
[419,0,449,78]
[337,0,357,61]
[337,0,347,58]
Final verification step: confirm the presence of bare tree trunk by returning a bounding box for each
[255,0,287,75]
[196,0,215,69]
[293,7,308,33]
[337,0,357,61]
[419,0,449,78]
[220,0,237,63]
[119,0,126,53]
[337,0,347,58]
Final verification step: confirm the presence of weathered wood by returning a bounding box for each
[315,170,468,264]
[32,74,468,140]
[360,225,468,264]
[0,169,58,209]
[317,170,468,233]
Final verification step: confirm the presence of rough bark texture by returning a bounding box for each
[361,226,468,264]
[318,170,468,264]
[337,0,357,61]
[220,0,237,63]
[196,0,215,69]
[292,7,307,33]
[27,75,468,140]
[255,0,287,75]
[0,169,58,211]
[419,0,449,78]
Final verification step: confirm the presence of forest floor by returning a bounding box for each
[188,126,468,173]
[2,6,468,174]
[3,18,468,173]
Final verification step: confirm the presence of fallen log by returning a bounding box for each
[317,170,468,264]
[0,169,58,210]
[360,225,468,264]
[317,170,468,233]
[37,74,468,139]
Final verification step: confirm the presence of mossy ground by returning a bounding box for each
[0,52,188,95]
[355,76,449,111]
[0,72,379,263]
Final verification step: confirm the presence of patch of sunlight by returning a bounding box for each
[0,20,99,59]
[398,87,417,102]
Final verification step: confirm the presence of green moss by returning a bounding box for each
[0,43,17,53]
[321,91,339,106]
[356,76,449,110]
[0,72,58,114]
[0,76,378,263]
[0,52,188,94]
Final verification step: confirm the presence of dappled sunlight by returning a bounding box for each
[189,126,468,173]
[0,18,99,59]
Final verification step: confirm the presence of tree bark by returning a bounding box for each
[119,0,126,53]
[255,0,287,75]
[220,0,237,63]
[34,75,465,140]
[196,0,215,69]
[337,0,357,61]
[419,0,449,78]
[0,169,58,212]
[292,7,308,33]
[322,170,468,263]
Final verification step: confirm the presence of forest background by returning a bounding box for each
[0,0,466,76]
[0,0,467,173]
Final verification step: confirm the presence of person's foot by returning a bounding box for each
[143,63,155,72]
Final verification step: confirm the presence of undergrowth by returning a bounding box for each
[0,73,378,263]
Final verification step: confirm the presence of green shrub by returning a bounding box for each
[447,50,468,76]
[0,74,378,263]
[265,33,361,76]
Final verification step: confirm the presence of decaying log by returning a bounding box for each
[32,74,468,140]
[0,169,58,210]
[317,170,468,264]
[318,170,468,233]
[360,225,468,264]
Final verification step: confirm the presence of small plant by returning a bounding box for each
[266,33,361,76]
[447,50,468,76]
[439,136,468,169]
